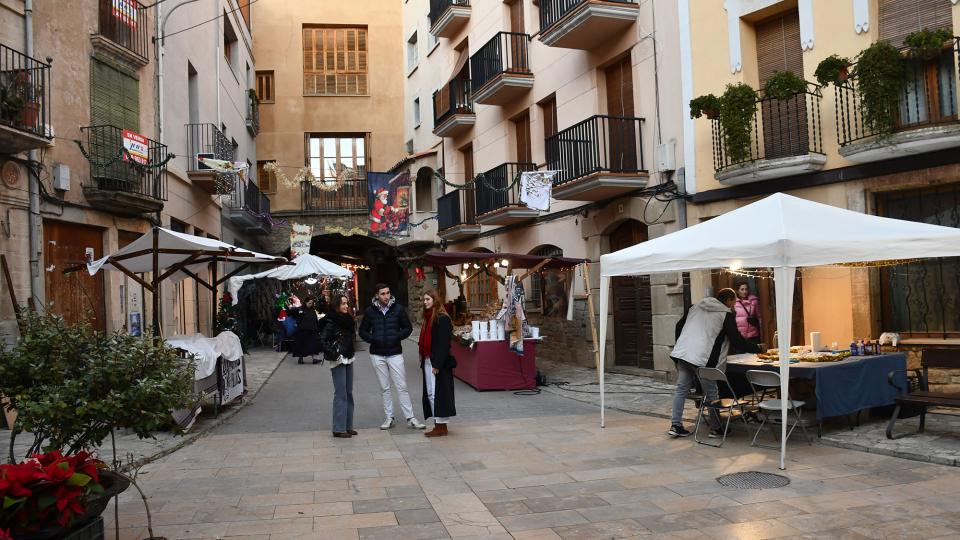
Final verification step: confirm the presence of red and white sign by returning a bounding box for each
[112,0,138,29]
[122,129,149,165]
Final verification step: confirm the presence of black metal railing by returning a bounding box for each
[0,43,51,140]
[471,32,531,91]
[429,0,470,28]
[475,162,538,216]
[301,178,368,212]
[539,0,636,33]
[185,123,233,172]
[438,188,476,231]
[710,84,823,172]
[545,115,645,186]
[246,92,259,137]
[98,0,149,62]
[837,38,959,147]
[225,174,270,217]
[433,77,473,128]
[80,125,167,201]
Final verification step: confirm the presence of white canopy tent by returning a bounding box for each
[227,254,354,304]
[598,193,960,469]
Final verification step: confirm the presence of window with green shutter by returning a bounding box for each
[90,58,139,130]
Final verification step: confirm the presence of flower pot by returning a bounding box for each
[704,108,720,120]
[17,101,40,130]
[10,471,129,540]
[837,66,849,82]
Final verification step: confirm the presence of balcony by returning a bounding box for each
[711,85,825,185]
[438,189,480,240]
[224,175,271,235]
[246,91,260,137]
[0,44,52,154]
[837,38,960,163]
[545,115,647,201]
[470,32,533,106]
[429,0,471,39]
[92,0,149,68]
[186,123,234,194]
[301,177,368,214]
[475,162,539,225]
[433,78,474,138]
[80,125,167,216]
[538,0,638,50]
[394,210,439,247]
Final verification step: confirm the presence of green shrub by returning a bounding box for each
[904,28,953,60]
[814,55,852,86]
[763,71,808,100]
[856,41,907,137]
[719,83,758,164]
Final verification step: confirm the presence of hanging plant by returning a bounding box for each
[763,71,808,101]
[814,55,853,86]
[689,94,721,119]
[856,41,907,137]
[904,28,953,60]
[719,83,758,164]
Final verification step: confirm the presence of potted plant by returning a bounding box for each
[904,28,953,60]
[689,94,721,119]
[855,41,907,137]
[763,70,808,101]
[814,54,853,86]
[0,74,26,123]
[719,83,758,164]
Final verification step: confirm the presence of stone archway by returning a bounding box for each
[310,233,408,309]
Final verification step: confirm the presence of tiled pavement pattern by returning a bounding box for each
[105,410,960,539]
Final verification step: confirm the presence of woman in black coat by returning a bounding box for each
[290,296,324,364]
[419,289,456,437]
[321,294,356,438]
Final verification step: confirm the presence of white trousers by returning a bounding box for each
[424,358,449,424]
[370,353,415,421]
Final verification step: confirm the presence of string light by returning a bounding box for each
[501,258,509,267]
[304,276,318,285]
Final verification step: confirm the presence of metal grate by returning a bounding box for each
[716,471,790,489]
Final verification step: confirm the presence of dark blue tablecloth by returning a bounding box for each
[726,353,908,419]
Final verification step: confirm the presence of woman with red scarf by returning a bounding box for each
[419,289,457,437]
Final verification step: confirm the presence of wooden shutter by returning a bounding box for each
[509,0,525,33]
[462,145,475,223]
[605,56,634,117]
[879,0,953,47]
[303,27,368,96]
[756,10,804,84]
[756,10,808,160]
[90,59,139,130]
[514,111,532,163]
[256,71,274,102]
[541,95,558,139]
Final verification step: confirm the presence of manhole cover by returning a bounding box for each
[716,471,790,489]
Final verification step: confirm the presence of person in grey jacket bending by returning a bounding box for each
[667,288,762,438]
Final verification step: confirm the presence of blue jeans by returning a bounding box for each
[671,359,719,428]
[331,363,354,433]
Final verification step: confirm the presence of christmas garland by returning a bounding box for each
[264,161,356,191]
[74,140,175,170]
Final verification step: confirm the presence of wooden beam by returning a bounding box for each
[110,260,154,293]
[152,227,161,336]
[216,262,251,285]
[517,258,552,282]
[581,263,601,383]
[1,255,22,332]
[180,267,214,291]
[157,253,203,283]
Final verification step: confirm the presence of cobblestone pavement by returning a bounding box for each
[2,347,286,467]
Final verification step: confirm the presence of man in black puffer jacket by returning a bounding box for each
[359,283,426,430]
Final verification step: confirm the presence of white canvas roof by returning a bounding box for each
[598,193,960,469]
[227,254,354,303]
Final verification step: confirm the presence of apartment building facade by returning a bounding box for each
[402,0,688,370]
[682,0,960,364]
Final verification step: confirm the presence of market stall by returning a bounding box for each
[421,251,587,391]
[598,193,960,469]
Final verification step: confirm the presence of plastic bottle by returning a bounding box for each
[849,340,858,355]
[864,340,873,355]
[857,340,865,356]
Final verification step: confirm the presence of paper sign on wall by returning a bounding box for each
[290,222,313,258]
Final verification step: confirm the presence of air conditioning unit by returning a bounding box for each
[196,152,215,171]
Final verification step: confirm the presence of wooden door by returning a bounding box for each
[507,1,527,72]
[605,56,637,172]
[609,220,652,368]
[514,111,532,164]
[756,10,807,160]
[43,221,106,331]
[462,145,475,223]
[509,0,524,33]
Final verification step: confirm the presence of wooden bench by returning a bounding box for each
[886,349,960,439]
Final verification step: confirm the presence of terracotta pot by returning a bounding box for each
[17,101,40,130]
[837,66,849,82]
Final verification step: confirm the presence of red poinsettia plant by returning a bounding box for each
[0,451,106,534]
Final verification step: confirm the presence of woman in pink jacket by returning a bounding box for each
[733,280,762,349]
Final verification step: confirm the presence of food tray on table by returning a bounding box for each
[757,346,851,363]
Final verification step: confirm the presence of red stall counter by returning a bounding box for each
[451,339,538,391]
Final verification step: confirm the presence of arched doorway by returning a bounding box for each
[608,220,653,369]
[309,233,408,308]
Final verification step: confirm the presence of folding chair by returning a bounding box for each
[746,369,813,448]
[693,367,755,447]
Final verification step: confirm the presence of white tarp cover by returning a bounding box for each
[598,193,960,469]
[87,227,286,283]
[228,254,354,304]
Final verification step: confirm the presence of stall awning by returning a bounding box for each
[423,251,587,270]
[227,254,353,303]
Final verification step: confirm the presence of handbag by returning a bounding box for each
[739,300,760,329]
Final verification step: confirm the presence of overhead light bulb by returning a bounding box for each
[462,263,470,269]
[492,261,500,268]
[473,263,480,269]
[501,258,509,267]
[304,277,318,285]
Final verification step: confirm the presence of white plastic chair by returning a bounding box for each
[746,369,812,448]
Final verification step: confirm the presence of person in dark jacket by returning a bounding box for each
[290,296,324,364]
[322,294,357,438]
[419,289,456,437]
[358,283,426,430]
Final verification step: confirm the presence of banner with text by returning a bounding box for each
[289,222,313,258]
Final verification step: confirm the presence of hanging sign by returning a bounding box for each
[112,0,138,29]
[367,172,410,237]
[220,357,244,405]
[290,222,313,258]
[122,129,149,164]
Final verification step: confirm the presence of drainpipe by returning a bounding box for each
[25,0,43,308]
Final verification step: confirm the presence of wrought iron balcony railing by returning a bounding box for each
[225,174,270,217]
[246,91,260,137]
[538,0,636,33]
[0,43,51,142]
[80,124,167,201]
[475,162,538,216]
[470,32,531,90]
[710,84,823,172]
[836,37,959,147]
[545,114,645,186]
[428,0,470,27]
[433,77,473,127]
[98,0,149,63]
[186,123,233,171]
[301,177,368,213]
[438,188,476,231]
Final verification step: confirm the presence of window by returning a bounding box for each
[407,31,419,72]
[879,0,952,47]
[303,26,369,96]
[465,249,498,309]
[90,58,139,130]
[878,185,960,338]
[426,16,438,51]
[187,61,199,124]
[405,139,414,153]
[540,94,558,140]
[223,14,238,69]
[256,160,277,193]
[307,134,367,182]
[529,245,564,311]
[256,71,275,102]
[413,97,421,127]
[415,166,435,212]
